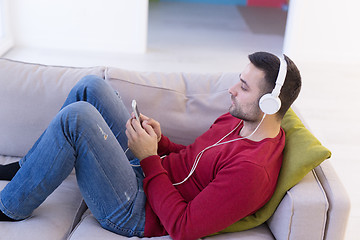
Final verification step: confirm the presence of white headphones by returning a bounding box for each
[259,54,287,115]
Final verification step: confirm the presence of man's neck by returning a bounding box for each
[240,115,281,142]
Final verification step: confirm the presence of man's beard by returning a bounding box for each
[229,100,263,123]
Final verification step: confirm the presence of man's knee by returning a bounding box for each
[75,75,110,97]
[78,75,105,88]
[58,102,99,126]
[79,75,103,84]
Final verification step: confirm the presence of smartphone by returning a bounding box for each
[131,100,141,123]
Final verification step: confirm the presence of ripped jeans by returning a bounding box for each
[0,75,146,237]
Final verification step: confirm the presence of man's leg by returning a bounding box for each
[0,102,145,237]
[19,75,135,167]
[61,75,131,149]
[1,75,132,181]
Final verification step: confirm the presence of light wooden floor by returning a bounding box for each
[4,2,359,239]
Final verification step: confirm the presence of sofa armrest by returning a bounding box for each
[314,161,351,240]
[267,169,329,240]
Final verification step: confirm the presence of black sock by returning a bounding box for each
[0,161,20,181]
[0,211,19,221]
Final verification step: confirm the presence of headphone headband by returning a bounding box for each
[258,54,287,115]
[272,55,287,98]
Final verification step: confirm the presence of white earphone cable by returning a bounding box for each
[172,113,267,186]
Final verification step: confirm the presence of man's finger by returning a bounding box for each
[143,123,156,136]
[131,118,144,132]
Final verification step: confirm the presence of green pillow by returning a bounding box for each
[216,108,332,233]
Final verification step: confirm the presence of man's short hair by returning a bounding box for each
[248,51,302,119]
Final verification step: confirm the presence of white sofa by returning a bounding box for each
[0,58,350,240]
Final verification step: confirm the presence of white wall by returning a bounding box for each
[0,0,14,56]
[283,0,360,64]
[9,0,148,53]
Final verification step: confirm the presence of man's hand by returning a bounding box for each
[125,117,158,161]
[139,114,162,142]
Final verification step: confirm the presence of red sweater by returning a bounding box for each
[140,113,285,240]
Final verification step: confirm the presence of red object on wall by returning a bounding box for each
[247,0,286,8]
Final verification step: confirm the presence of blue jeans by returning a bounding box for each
[0,75,146,237]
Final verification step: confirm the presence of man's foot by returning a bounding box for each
[0,161,20,181]
[0,211,19,221]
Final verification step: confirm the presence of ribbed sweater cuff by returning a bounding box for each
[140,155,166,178]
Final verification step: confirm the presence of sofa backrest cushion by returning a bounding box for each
[105,67,239,145]
[0,58,105,157]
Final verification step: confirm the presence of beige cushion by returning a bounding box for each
[0,155,84,240]
[69,210,274,240]
[104,67,239,145]
[0,58,105,157]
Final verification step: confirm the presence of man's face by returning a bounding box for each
[228,63,265,122]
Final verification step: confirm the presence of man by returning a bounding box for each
[0,52,301,240]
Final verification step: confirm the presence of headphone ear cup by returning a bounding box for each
[259,93,281,115]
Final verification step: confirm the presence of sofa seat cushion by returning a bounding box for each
[68,210,275,240]
[0,155,84,240]
[0,58,106,157]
